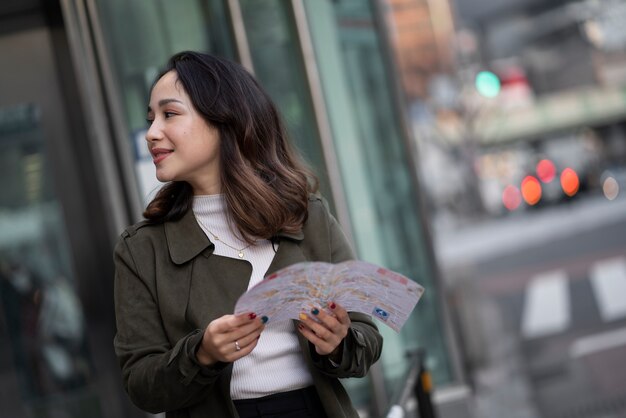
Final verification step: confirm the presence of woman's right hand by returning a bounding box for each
[195,313,266,366]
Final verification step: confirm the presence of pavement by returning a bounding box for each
[432,194,626,268]
[430,194,626,418]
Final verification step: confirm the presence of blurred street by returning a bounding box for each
[436,194,626,417]
[3,0,626,416]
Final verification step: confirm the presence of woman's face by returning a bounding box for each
[146,70,221,195]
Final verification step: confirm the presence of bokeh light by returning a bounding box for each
[475,71,501,98]
[560,168,580,197]
[521,176,542,205]
[536,159,556,183]
[502,185,522,211]
[602,176,619,200]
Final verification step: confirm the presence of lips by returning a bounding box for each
[151,148,173,164]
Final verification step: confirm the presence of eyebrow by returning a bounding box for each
[147,98,184,113]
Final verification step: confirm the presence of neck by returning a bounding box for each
[190,177,221,195]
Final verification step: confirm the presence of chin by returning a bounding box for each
[155,171,174,183]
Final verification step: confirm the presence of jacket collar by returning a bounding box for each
[164,208,304,265]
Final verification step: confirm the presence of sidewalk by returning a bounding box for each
[432,194,626,418]
[433,194,626,267]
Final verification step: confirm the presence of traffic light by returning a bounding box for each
[536,159,556,183]
[560,168,580,197]
[521,175,542,205]
[475,71,501,97]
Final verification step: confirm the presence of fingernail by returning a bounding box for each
[329,302,336,310]
[261,316,268,324]
[248,313,257,320]
[311,308,320,315]
[299,312,308,321]
[298,324,304,331]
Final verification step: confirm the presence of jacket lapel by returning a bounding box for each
[265,230,307,277]
[187,255,253,327]
[164,208,214,264]
[163,210,309,327]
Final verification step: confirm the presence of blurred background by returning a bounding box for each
[1,0,625,417]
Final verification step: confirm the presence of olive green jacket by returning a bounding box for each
[113,196,383,418]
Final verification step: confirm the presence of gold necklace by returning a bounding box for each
[194,214,254,258]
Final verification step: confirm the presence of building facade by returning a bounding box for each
[0,1,463,416]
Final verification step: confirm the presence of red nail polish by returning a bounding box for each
[329,302,336,310]
[248,313,257,320]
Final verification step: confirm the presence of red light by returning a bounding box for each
[521,176,542,205]
[561,168,580,196]
[502,185,522,211]
[536,159,556,183]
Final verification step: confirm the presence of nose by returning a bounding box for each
[145,119,163,143]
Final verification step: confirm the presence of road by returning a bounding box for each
[434,195,626,417]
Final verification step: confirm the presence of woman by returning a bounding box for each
[113,51,383,418]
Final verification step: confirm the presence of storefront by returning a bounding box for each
[0,1,461,416]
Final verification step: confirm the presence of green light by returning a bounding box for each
[475,71,501,97]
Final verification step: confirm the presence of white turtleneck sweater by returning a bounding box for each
[192,195,313,399]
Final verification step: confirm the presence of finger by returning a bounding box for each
[209,312,258,334]
[228,319,265,358]
[234,328,263,352]
[298,312,334,341]
[297,322,336,355]
[225,315,266,342]
[204,313,264,360]
[299,309,332,338]
[308,307,350,340]
[328,302,351,326]
[310,307,344,334]
[230,322,265,349]
[212,327,261,361]
[225,334,261,362]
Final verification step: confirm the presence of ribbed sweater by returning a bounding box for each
[192,195,313,399]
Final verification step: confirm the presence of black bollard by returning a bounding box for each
[415,350,437,418]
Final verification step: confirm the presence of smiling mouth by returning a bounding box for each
[152,149,173,164]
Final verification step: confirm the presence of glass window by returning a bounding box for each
[0,104,96,416]
[96,0,235,203]
[238,0,335,209]
[97,0,235,132]
[304,0,454,395]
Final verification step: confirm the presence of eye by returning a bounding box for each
[146,118,154,126]
[164,111,176,118]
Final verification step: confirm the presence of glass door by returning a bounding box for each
[0,17,135,418]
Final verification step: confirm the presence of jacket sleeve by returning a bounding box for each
[113,233,227,413]
[310,205,384,378]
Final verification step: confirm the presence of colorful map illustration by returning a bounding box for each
[234,260,424,332]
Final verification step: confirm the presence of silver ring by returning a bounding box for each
[234,341,241,351]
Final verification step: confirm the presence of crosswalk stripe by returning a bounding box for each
[590,257,626,322]
[521,269,570,339]
[570,326,626,358]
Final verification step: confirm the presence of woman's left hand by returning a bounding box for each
[297,302,351,360]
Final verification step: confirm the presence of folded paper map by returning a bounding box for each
[234,260,424,332]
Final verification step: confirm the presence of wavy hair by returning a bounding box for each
[143,51,318,242]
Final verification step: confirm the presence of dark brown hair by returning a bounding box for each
[143,51,318,242]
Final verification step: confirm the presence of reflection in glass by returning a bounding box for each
[96,0,235,203]
[304,0,453,397]
[0,104,98,415]
[97,0,235,132]
[239,0,335,210]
